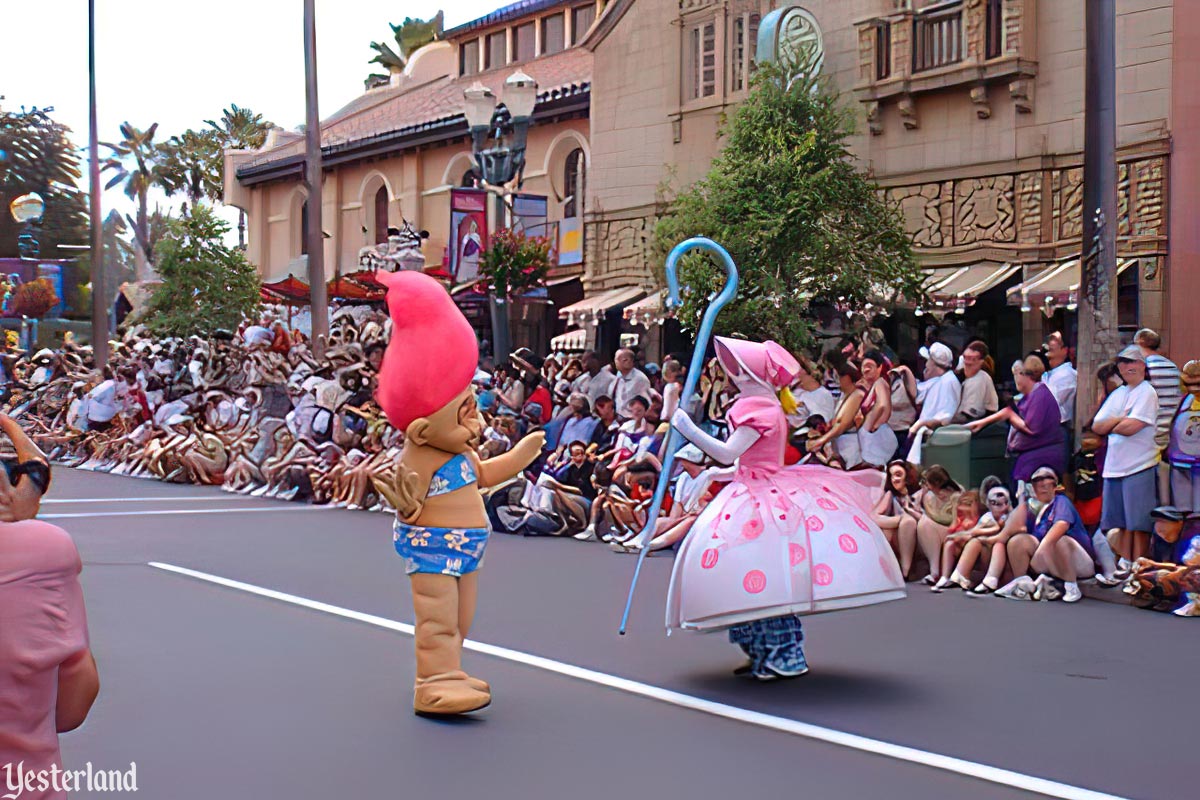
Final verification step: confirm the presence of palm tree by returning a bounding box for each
[101,122,166,282]
[205,104,273,249]
[158,129,223,213]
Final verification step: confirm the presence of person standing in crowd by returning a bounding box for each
[1134,328,1181,448]
[1042,332,1077,426]
[1092,345,1161,565]
[953,341,999,424]
[660,359,684,421]
[806,360,866,468]
[611,348,652,419]
[791,355,837,426]
[897,343,961,458]
[858,351,897,469]
[81,367,121,433]
[968,355,1066,490]
[572,351,616,409]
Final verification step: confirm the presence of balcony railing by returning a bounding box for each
[912,2,964,73]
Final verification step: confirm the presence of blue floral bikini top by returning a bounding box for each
[427,453,478,497]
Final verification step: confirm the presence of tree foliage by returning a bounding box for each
[365,12,444,88]
[142,205,260,336]
[9,278,59,318]
[478,228,552,300]
[0,107,88,258]
[654,58,923,353]
[158,129,223,209]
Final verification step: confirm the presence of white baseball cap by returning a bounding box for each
[919,342,954,369]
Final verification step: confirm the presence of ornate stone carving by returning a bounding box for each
[964,0,987,62]
[1053,168,1084,242]
[888,183,951,248]
[1132,157,1166,236]
[898,94,918,130]
[1009,79,1034,113]
[970,85,991,119]
[1004,0,1025,57]
[1117,163,1132,238]
[1016,172,1042,244]
[586,216,659,288]
[954,176,1015,245]
[866,101,884,136]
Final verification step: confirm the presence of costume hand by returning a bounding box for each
[670,408,699,441]
[512,431,547,468]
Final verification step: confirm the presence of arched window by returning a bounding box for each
[374,186,389,244]
[461,169,480,188]
[563,148,585,219]
[300,201,309,256]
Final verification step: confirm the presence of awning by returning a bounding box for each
[623,289,676,328]
[922,263,1021,311]
[261,275,311,304]
[1007,258,1139,311]
[550,328,588,353]
[327,275,385,302]
[558,285,646,326]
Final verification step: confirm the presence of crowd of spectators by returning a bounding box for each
[2,307,1197,616]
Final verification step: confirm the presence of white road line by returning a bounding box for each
[42,495,261,505]
[41,506,335,520]
[148,561,1127,800]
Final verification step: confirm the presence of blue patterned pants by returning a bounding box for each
[728,615,807,677]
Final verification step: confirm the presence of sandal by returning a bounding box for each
[921,574,937,586]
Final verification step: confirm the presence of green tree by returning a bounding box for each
[142,204,260,336]
[365,12,444,88]
[654,58,923,353]
[205,104,273,248]
[0,106,88,259]
[101,122,167,282]
[158,129,223,211]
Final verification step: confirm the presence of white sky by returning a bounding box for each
[1,0,500,240]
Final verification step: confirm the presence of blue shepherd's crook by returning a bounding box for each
[618,237,739,635]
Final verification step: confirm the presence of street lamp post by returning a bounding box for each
[463,72,538,365]
[88,0,108,368]
[9,192,44,259]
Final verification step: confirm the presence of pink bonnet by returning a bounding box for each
[714,336,800,389]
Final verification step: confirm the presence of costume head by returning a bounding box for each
[714,337,800,411]
[375,271,478,434]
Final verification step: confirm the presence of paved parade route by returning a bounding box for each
[50,470,1193,800]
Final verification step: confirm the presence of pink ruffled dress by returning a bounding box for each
[666,396,906,632]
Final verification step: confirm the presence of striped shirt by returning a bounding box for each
[1145,353,1182,448]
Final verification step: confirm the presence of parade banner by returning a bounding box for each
[449,188,488,284]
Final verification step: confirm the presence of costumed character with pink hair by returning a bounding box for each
[667,336,906,679]
[373,271,544,716]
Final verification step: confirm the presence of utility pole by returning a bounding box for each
[88,0,108,368]
[1076,0,1120,432]
[303,0,329,359]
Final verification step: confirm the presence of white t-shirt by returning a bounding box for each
[85,380,120,423]
[916,370,962,426]
[791,386,836,424]
[1042,361,1077,424]
[1094,381,1160,478]
[573,370,616,407]
[612,369,653,417]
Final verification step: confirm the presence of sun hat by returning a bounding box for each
[1030,466,1059,483]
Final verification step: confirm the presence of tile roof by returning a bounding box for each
[238,46,592,174]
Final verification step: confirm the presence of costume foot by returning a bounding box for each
[413,672,491,716]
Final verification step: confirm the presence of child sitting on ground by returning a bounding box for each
[931,490,986,592]
[942,485,1013,593]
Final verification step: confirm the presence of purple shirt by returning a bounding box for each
[1008,383,1067,481]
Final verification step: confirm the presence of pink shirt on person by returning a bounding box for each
[0,521,90,799]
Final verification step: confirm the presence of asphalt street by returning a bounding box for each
[43,469,1194,800]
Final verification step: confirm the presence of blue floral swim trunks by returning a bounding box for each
[393,520,489,577]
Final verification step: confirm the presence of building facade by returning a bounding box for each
[229,0,1200,362]
[579,0,1199,363]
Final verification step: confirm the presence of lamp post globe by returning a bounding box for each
[10,192,45,260]
[463,82,498,130]
[504,71,538,120]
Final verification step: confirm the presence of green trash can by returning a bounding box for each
[921,425,972,488]
[969,422,1012,488]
